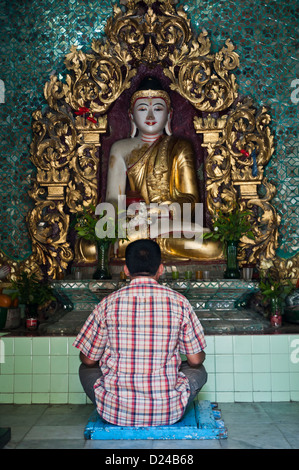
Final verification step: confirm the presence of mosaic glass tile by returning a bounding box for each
[52,278,258,313]
[0,0,298,261]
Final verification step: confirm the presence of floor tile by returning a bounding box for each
[16,439,86,449]
[35,404,93,426]
[84,439,154,449]
[260,402,299,421]
[284,437,299,449]
[223,422,292,449]
[0,404,47,427]
[275,421,299,444]
[153,439,221,449]
[1,426,30,448]
[23,425,84,440]
[0,404,47,416]
[219,402,272,426]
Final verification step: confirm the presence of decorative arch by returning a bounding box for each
[4,0,287,279]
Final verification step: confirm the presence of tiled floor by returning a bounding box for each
[1,402,299,449]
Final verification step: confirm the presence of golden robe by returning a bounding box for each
[120,135,224,261]
[127,135,199,209]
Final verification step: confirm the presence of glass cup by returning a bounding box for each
[242,267,253,281]
[184,270,192,280]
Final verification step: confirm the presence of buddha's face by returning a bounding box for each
[132,97,170,136]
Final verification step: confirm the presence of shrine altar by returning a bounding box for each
[41,278,269,336]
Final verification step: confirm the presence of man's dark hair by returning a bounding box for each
[125,239,161,276]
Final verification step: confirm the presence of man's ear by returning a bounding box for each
[124,265,130,277]
[156,263,164,279]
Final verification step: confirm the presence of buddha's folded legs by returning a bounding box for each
[157,237,224,261]
[117,233,224,261]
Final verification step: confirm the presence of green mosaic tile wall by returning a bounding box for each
[0,0,298,261]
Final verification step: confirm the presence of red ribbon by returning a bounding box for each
[240,149,250,157]
[75,107,97,124]
[87,116,97,124]
[75,107,90,115]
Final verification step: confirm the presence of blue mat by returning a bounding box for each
[84,400,227,440]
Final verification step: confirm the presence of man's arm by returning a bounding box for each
[79,351,99,367]
[186,350,206,368]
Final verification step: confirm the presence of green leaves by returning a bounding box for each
[204,206,255,243]
[75,205,98,243]
[11,272,55,306]
[74,203,128,246]
[259,274,293,301]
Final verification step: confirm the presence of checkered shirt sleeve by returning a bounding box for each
[178,302,206,354]
[73,306,107,361]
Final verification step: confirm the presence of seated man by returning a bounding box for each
[73,239,207,427]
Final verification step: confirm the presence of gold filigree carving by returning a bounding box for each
[26,200,73,279]
[165,35,239,112]
[195,96,279,267]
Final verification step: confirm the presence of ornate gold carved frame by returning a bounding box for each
[2,0,297,281]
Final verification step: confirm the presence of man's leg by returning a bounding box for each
[79,363,102,405]
[180,361,208,407]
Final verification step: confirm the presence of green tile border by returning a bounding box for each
[0,335,298,404]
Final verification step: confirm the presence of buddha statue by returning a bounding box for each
[105,76,224,261]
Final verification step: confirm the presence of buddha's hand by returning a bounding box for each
[127,202,169,219]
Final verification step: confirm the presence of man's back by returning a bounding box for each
[74,276,206,426]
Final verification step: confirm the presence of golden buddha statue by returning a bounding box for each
[105,76,224,261]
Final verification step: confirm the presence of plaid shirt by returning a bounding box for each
[73,277,206,426]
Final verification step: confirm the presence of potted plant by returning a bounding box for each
[259,273,293,327]
[11,272,55,330]
[204,205,255,278]
[74,204,127,279]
